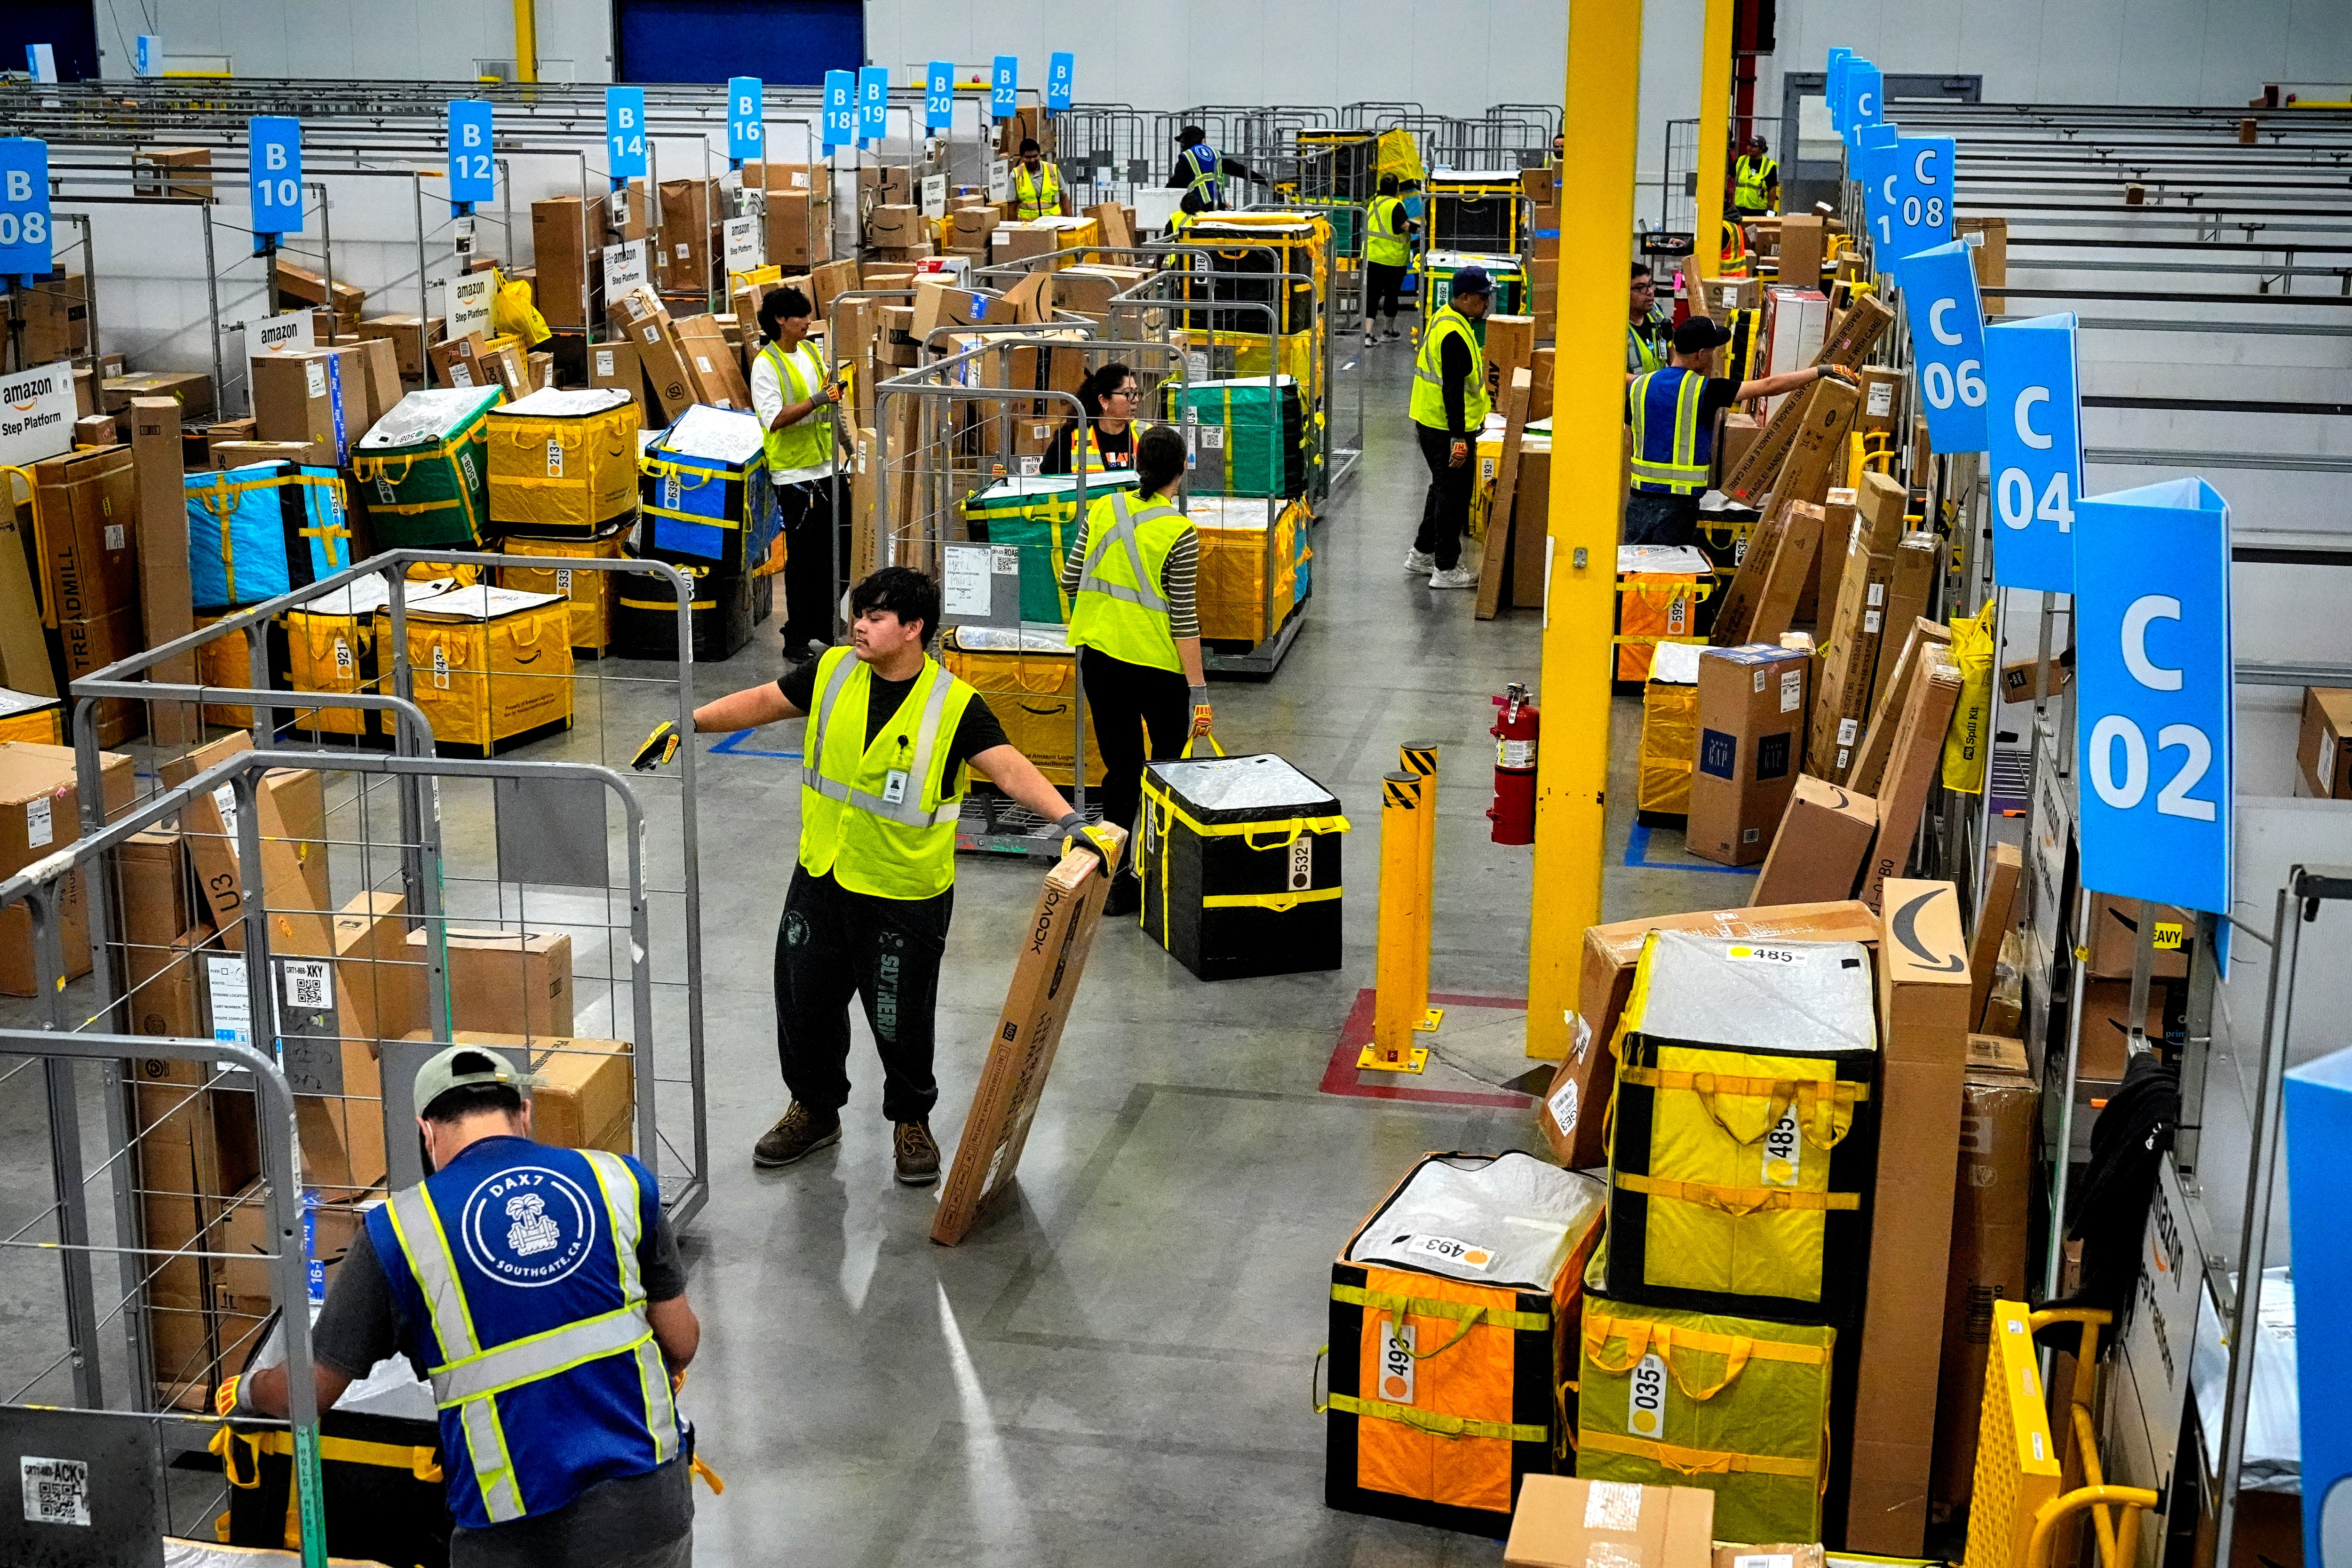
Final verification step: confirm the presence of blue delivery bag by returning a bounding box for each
[639,406,779,570]
[186,462,354,611]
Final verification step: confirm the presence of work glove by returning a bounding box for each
[1817,363,1857,386]
[1189,685,1214,739]
[214,1373,256,1419]
[1055,812,1120,878]
[631,720,682,772]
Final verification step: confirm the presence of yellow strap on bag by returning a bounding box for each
[1613,1171,1861,1215]
[1579,1429,1817,1478]
[1324,1393,1547,1444]
[1583,1311,1826,1389]
[1617,1068,1867,1151]
[1330,1283,1550,1340]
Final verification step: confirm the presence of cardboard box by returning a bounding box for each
[911,277,1004,340]
[250,347,365,465]
[1722,373,1857,506]
[1711,1548,1824,1568]
[932,840,1121,1244]
[333,890,415,1050]
[274,259,366,318]
[32,445,140,623]
[1851,617,1952,798]
[1929,1032,2037,1521]
[116,829,192,959]
[1049,265,1153,325]
[990,222,1061,268]
[132,147,214,200]
[532,195,606,327]
[1859,642,1964,914]
[867,205,924,249]
[1997,652,2073,705]
[529,1037,634,1152]
[159,731,333,955]
[58,604,145,745]
[1809,541,1890,783]
[673,315,749,408]
[98,370,213,421]
[1816,292,1894,368]
[1856,366,1905,431]
[1540,899,1882,1163]
[1503,1475,1715,1568]
[1971,841,2024,1030]
[1870,533,1941,712]
[125,930,207,1039]
[1688,643,1810,867]
[1752,774,1877,906]
[401,927,575,1039]
[73,414,116,446]
[0,741,135,995]
[426,332,493,392]
[609,288,697,418]
[213,438,331,470]
[127,397,194,746]
[2298,687,2352,797]
[1796,486,1857,624]
[1749,501,1822,645]
[764,191,833,269]
[1481,314,1536,405]
[1776,215,1826,288]
[0,491,56,699]
[588,338,643,405]
[358,315,444,381]
[349,336,403,430]
[1844,878,1971,1553]
[2083,891,2191,980]
[656,176,717,293]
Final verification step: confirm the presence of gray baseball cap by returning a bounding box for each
[413,1043,540,1119]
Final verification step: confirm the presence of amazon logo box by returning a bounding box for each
[1845,878,1971,1556]
[1751,773,1878,907]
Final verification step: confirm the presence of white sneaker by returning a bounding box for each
[1362,332,1378,349]
[1428,565,1479,589]
[1402,549,1437,574]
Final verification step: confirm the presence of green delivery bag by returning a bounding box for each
[959,471,1143,624]
[352,386,504,549]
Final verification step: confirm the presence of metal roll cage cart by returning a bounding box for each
[68,550,711,1218]
[1831,96,2352,1568]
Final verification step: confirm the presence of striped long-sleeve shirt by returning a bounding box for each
[1059,507,1201,639]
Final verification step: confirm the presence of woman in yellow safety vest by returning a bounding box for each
[1045,362,1143,476]
[1059,424,1212,918]
[751,284,844,661]
[1363,174,1419,347]
[1012,137,1067,219]
[1732,135,1779,216]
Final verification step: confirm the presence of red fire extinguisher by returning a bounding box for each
[1488,683,1538,845]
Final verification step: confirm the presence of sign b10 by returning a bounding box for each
[248,116,305,236]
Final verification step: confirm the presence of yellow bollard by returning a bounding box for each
[1364,771,1430,1073]
[1398,741,1445,1034]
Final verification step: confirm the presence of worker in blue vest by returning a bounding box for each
[1733,135,1780,217]
[1168,125,1258,224]
[1623,316,1850,547]
[222,1045,705,1567]
[631,567,1119,1186]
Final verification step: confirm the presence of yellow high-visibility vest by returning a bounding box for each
[797,647,977,899]
[1068,490,1187,674]
[1409,305,1491,432]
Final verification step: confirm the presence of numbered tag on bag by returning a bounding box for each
[333,638,353,677]
[1762,1104,1803,1186]
[881,769,910,805]
[433,645,450,689]
[1377,1319,1415,1405]
[546,438,564,478]
[1628,1351,1669,1438]
[557,567,574,597]
[1287,837,1312,891]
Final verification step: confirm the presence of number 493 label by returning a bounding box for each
[1402,1233,1494,1273]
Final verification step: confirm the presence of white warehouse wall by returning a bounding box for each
[1759,0,2352,110]
[90,0,616,83]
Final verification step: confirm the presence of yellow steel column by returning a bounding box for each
[1366,772,1431,1073]
[1399,741,1443,1032]
[513,0,540,84]
[1525,0,1642,1061]
[1692,0,1734,280]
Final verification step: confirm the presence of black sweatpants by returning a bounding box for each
[774,866,953,1124]
[1414,422,1474,571]
[1365,262,1407,326]
[777,478,839,652]
[1081,645,1190,857]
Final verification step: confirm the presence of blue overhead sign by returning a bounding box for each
[1826,49,1852,132]
[925,61,954,129]
[447,101,494,207]
[1047,53,1074,112]
[2074,477,2233,914]
[0,138,53,279]
[248,116,304,235]
[606,86,647,178]
[992,56,1018,119]
[1878,134,1955,267]
[858,66,889,143]
[823,71,855,151]
[1843,61,1883,148]
[1985,313,2084,592]
[1899,239,1989,454]
[135,35,162,77]
[1855,122,1899,231]
[728,77,764,163]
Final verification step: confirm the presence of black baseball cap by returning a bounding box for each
[1672,316,1735,354]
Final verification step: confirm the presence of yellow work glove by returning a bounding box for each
[1055,813,1120,878]
[1189,684,1214,738]
[631,720,682,772]
[214,1373,252,1419]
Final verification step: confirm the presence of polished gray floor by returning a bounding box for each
[0,338,1751,1564]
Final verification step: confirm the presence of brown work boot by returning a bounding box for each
[892,1121,941,1187]
[753,1103,841,1168]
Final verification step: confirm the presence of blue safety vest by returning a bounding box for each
[1179,142,1225,207]
[366,1138,681,1532]
[1628,367,1713,495]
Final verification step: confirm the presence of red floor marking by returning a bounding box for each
[1320,988,1537,1108]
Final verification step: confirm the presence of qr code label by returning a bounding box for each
[281,959,334,1012]
[22,1456,90,1526]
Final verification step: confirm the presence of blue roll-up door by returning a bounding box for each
[616,0,862,87]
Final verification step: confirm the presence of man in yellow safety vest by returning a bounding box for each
[631,568,1119,1186]
[1405,265,1493,589]
[1012,137,1067,219]
[1627,261,1673,376]
[1733,136,1780,217]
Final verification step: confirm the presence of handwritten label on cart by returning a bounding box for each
[20,1456,90,1527]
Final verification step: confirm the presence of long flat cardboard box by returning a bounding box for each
[1871,533,1942,711]
[1851,618,1954,798]
[932,835,1123,1244]
[1860,642,1965,914]
[129,398,195,745]
[1970,842,2024,1030]
[1845,879,1972,1553]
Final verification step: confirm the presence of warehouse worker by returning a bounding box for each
[1012,137,1068,220]
[1059,424,1211,919]
[1044,362,1142,476]
[1623,316,1851,547]
[1363,175,1419,348]
[1626,262,1673,377]
[1732,135,1780,217]
[634,567,1119,1185]
[1404,265,1492,590]
[222,1045,703,1568]
[1168,125,1258,218]
[752,285,843,663]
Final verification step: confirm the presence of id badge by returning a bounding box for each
[882,769,910,805]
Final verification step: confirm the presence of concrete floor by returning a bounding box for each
[0,338,1756,1564]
